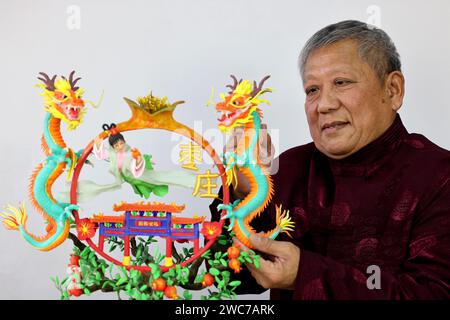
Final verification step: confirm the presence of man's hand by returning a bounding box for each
[238,234,300,290]
[224,124,275,199]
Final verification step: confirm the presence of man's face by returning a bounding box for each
[113,139,125,153]
[303,39,397,159]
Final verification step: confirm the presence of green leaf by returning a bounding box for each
[61,277,68,286]
[116,277,128,286]
[50,276,58,286]
[220,259,227,267]
[140,285,147,292]
[209,268,220,276]
[201,250,211,259]
[195,274,204,283]
[83,288,91,295]
[149,263,160,276]
[183,290,193,300]
[153,270,161,279]
[229,280,241,287]
[253,257,260,269]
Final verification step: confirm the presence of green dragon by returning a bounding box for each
[0,71,92,251]
[215,75,295,248]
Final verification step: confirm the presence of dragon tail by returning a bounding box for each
[249,204,295,243]
[1,163,70,251]
[0,203,27,231]
[233,204,295,248]
[265,204,295,238]
[0,202,69,251]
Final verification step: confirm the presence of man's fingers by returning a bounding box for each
[232,237,249,252]
[244,255,274,289]
[248,234,286,257]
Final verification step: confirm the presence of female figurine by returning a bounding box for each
[61,124,196,202]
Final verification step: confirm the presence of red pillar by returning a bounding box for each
[165,237,173,267]
[193,239,199,254]
[98,235,105,251]
[123,236,131,266]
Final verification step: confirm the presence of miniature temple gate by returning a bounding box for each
[91,202,205,266]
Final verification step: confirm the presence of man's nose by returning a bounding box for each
[317,88,339,113]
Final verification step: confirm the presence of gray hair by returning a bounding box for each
[299,20,401,83]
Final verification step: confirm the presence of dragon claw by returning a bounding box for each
[63,204,79,221]
[217,203,238,228]
[232,199,241,207]
[217,203,228,212]
[227,217,236,231]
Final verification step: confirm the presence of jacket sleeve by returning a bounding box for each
[291,178,450,300]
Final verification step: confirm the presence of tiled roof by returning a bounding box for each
[113,201,185,213]
[172,216,205,225]
[91,214,125,223]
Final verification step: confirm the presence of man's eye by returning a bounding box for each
[335,79,352,86]
[306,87,318,95]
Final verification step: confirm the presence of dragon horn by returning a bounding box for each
[251,75,271,97]
[37,72,56,91]
[226,75,239,93]
[68,70,81,91]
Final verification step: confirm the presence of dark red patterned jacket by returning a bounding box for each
[210,115,450,299]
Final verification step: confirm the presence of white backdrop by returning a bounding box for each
[0,0,449,300]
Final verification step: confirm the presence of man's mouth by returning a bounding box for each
[321,121,350,133]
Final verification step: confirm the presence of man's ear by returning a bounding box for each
[385,71,405,111]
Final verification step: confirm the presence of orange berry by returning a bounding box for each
[201,273,215,287]
[151,278,167,291]
[68,288,83,297]
[229,258,242,273]
[164,286,178,299]
[227,246,240,259]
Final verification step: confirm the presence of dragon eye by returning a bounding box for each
[63,95,67,99]
[232,100,239,105]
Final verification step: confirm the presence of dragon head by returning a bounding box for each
[37,71,86,130]
[215,75,272,132]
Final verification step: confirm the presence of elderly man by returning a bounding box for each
[210,20,450,299]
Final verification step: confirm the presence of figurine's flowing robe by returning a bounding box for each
[210,115,450,299]
[60,142,196,203]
